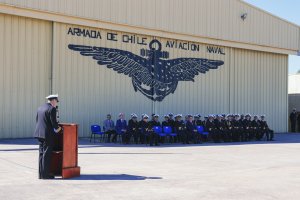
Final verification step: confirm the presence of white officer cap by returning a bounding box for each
[154,114,159,117]
[143,114,149,119]
[46,94,59,102]
[131,113,137,118]
[164,115,169,118]
[175,114,182,118]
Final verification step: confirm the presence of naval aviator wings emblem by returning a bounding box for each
[68,39,224,101]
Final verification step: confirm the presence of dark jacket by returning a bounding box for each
[128,119,139,132]
[116,119,127,133]
[186,120,196,133]
[139,120,152,133]
[205,120,216,132]
[33,103,59,141]
[173,120,185,133]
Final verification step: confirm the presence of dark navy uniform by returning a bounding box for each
[186,119,197,144]
[206,118,217,142]
[139,119,151,144]
[173,117,186,144]
[242,117,252,141]
[232,117,242,142]
[260,117,274,141]
[33,102,60,179]
[128,117,139,144]
[226,117,234,141]
[290,110,297,132]
[150,119,160,146]
[251,118,262,140]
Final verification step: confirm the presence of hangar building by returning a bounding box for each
[0,0,300,138]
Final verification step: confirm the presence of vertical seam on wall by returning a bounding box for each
[286,55,289,132]
[50,21,54,93]
[229,47,231,113]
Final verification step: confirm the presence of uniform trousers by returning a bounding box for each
[38,138,53,179]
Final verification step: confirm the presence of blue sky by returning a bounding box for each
[244,0,300,74]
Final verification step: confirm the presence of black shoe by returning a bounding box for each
[43,175,55,179]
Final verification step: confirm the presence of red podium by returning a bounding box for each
[51,123,80,179]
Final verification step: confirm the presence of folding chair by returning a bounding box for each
[90,125,105,143]
[163,126,177,143]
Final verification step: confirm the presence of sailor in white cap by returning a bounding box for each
[162,114,171,127]
[139,114,150,144]
[128,113,139,144]
[33,94,62,179]
[259,115,274,141]
[149,114,160,146]
[173,114,186,144]
[251,115,263,140]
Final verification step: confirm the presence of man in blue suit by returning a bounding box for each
[115,113,128,144]
[33,94,62,179]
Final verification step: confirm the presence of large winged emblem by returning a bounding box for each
[68,39,224,101]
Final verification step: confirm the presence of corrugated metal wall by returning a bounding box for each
[0,0,299,52]
[231,49,288,132]
[0,14,288,138]
[0,13,52,138]
[52,22,287,137]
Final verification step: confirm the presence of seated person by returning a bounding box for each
[251,115,263,141]
[162,114,176,143]
[103,114,116,143]
[162,115,172,127]
[186,115,198,144]
[215,115,227,142]
[150,114,160,146]
[139,114,151,144]
[128,113,139,144]
[173,114,186,144]
[115,113,128,144]
[260,115,274,141]
[193,114,203,126]
[206,115,218,142]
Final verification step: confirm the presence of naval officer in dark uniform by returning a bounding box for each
[33,94,61,179]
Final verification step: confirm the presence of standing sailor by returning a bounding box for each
[33,94,61,179]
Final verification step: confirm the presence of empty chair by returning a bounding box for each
[196,125,208,142]
[90,125,104,143]
[153,126,166,137]
[163,126,177,143]
[196,126,204,134]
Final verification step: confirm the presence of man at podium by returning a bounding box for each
[33,94,62,179]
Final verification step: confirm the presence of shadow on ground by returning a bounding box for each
[64,174,162,181]
[0,133,300,152]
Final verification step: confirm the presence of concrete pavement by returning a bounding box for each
[0,133,300,200]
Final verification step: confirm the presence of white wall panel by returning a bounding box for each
[231,49,288,132]
[0,13,52,138]
[0,0,299,52]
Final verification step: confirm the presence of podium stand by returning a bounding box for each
[51,123,80,179]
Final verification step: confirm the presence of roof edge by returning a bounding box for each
[239,0,300,28]
[0,3,298,55]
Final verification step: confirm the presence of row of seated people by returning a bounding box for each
[100,113,274,146]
